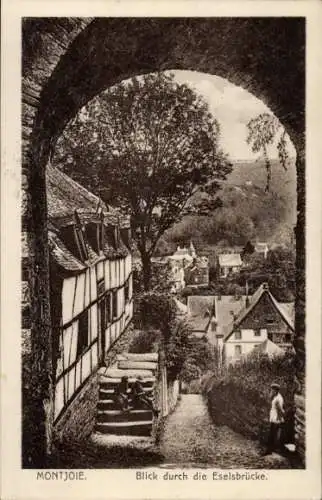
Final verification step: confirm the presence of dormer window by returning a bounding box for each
[85,213,104,255]
[73,224,88,261]
[73,210,88,261]
[106,225,116,249]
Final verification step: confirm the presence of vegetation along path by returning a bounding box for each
[158,394,291,469]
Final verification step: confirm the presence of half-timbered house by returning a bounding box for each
[223,283,294,365]
[47,166,133,421]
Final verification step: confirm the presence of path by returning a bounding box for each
[159,394,290,468]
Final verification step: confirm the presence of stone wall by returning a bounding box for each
[53,372,99,445]
[53,322,135,446]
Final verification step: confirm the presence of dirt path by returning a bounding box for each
[158,394,291,468]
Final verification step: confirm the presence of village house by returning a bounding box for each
[218,252,243,278]
[254,241,269,259]
[223,282,295,365]
[154,241,209,293]
[185,293,247,344]
[47,166,133,421]
[182,282,294,368]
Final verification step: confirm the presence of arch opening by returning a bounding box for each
[22,17,305,467]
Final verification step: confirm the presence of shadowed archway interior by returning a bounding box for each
[21,17,305,467]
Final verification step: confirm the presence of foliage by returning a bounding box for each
[180,336,216,383]
[242,240,255,257]
[134,291,177,339]
[157,180,293,253]
[238,246,296,301]
[128,329,161,354]
[246,113,291,192]
[205,350,296,442]
[132,280,215,382]
[53,72,232,289]
[133,261,175,296]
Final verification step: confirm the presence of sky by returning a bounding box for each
[167,70,296,162]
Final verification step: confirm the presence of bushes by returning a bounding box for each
[128,329,161,353]
[205,351,296,442]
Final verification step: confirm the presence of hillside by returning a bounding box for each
[227,158,297,225]
[156,158,296,256]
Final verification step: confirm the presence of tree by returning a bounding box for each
[246,113,291,192]
[242,240,255,258]
[53,72,232,290]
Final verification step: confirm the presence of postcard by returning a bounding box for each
[1,1,321,499]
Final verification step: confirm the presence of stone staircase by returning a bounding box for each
[95,352,158,437]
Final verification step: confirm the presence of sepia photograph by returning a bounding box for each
[20,16,306,471]
[1,3,321,499]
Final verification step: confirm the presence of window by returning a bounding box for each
[60,225,88,262]
[77,311,89,356]
[285,333,291,343]
[254,329,261,336]
[85,222,104,254]
[235,344,242,357]
[105,293,111,325]
[235,330,241,340]
[112,290,118,319]
[124,280,130,303]
[266,318,275,325]
[211,320,217,332]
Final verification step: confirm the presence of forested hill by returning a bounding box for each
[228,158,297,225]
[156,158,297,255]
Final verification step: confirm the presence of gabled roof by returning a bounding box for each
[48,231,86,272]
[224,283,295,341]
[218,253,242,267]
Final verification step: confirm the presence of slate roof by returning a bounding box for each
[48,231,86,272]
[186,294,247,334]
[224,283,295,341]
[215,295,247,337]
[47,165,128,226]
[218,253,242,267]
[47,165,130,272]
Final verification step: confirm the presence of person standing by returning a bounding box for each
[264,382,285,454]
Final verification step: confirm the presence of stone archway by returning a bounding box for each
[22,17,305,466]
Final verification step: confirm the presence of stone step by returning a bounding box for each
[117,360,158,371]
[99,368,154,379]
[124,352,158,362]
[99,379,154,391]
[99,388,153,402]
[97,409,152,423]
[95,421,153,436]
[97,399,115,410]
